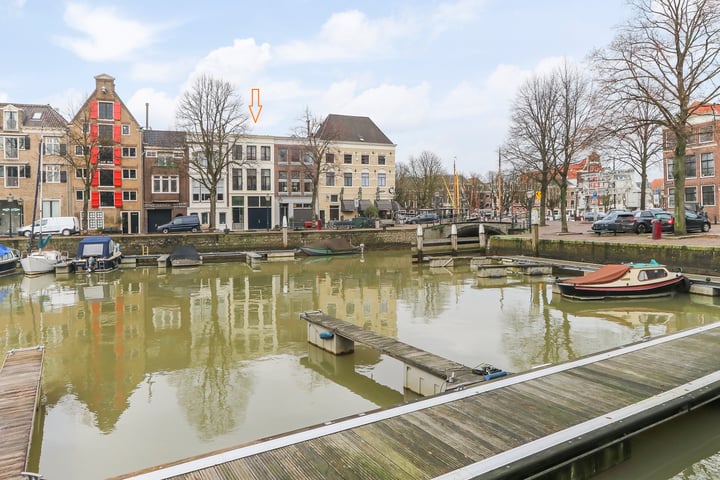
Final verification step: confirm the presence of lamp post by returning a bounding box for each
[6,194,13,237]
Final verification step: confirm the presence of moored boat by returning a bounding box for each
[168,245,203,267]
[72,236,123,273]
[20,247,67,276]
[555,260,689,300]
[298,238,362,256]
[0,244,20,276]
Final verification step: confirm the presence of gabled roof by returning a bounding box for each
[0,103,68,129]
[143,130,186,148]
[317,114,394,145]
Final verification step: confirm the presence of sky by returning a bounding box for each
[0,0,634,177]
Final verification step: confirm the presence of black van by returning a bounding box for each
[156,215,201,233]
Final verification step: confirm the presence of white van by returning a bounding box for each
[18,216,81,237]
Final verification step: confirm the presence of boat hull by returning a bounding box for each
[20,250,65,276]
[557,274,689,300]
[298,247,360,256]
[73,253,122,273]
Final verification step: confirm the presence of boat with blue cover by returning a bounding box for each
[72,236,123,273]
[0,244,20,276]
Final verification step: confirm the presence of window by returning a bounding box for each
[685,186,697,203]
[361,154,369,165]
[378,172,386,187]
[261,168,271,190]
[304,178,313,194]
[278,171,288,192]
[326,171,335,186]
[701,152,715,177]
[75,145,89,156]
[76,168,88,179]
[232,168,243,190]
[100,191,115,207]
[378,155,386,165]
[99,146,113,164]
[344,172,353,186]
[666,158,674,180]
[278,148,288,163]
[3,110,18,130]
[291,171,300,192]
[121,124,130,135]
[361,172,370,187]
[261,146,271,161]
[668,188,675,208]
[45,137,61,156]
[122,169,137,179]
[290,149,300,163]
[4,166,18,187]
[247,145,257,161]
[326,153,334,163]
[123,191,137,201]
[344,154,352,164]
[702,185,716,205]
[98,102,114,120]
[99,169,114,187]
[246,169,257,190]
[98,124,113,141]
[156,153,175,167]
[122,147,137,158]
[152,175,179,193]
[75,190,84,201]
[685,155,697,178]
[4,137,18,159]
[87,211,104,229]
[45,165,61,183]
[699,126,714,143]
[192,180,211,201]
[304,152,313,164]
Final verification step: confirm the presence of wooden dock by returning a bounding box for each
[0,346,44,480]
[112,322,720,480]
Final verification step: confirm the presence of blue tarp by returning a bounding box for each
[0,244,12,255]
[76,236,115,258]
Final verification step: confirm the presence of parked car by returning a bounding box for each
[18,216,81,237]
[329,217,374,229]
[591,211,636,234]
[156,215,201,233]
[684,210,711,232]
[633,210,674,234]
[405,213,439,224]
[582,211,605,222]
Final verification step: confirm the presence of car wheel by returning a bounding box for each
[703,223,710,232]
[162,228,169,234]
[636,223,647,234]
[191,227,199,233]
[23,231,32,238]
[62,229,71,236]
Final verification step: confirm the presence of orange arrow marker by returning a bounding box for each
[249,88,263,123]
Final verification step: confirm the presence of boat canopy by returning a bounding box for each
[564,264,631,286]
[76,236,116,258]
[0,244,14,256]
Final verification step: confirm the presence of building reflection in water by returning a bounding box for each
[0,253,716,480]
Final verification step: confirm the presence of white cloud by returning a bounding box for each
[431,0,486,34]
[187,38,272,89]
[127,88,179,131]
[55,3,165,62]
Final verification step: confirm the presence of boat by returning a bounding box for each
[19,136,69,276]
[555,260,689,300]
[0,244,20,276]
[167,245,203,267]
[298,238,362,256]
[72,236,123,273]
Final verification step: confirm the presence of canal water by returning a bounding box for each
[0,251,718,479]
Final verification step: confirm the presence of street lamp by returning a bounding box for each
[6,193,13,237]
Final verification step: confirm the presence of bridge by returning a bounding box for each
[112,322,720,480]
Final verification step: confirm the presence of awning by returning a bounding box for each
[341,200,355,212]
[359,200,372,211]
[375,199,393,211]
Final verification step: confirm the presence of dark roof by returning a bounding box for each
[317,114,393,144]
[143,130,187,148]
[0,103,68,129]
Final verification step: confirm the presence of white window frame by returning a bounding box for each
[3,109,18,131]
[45,137,61,156]
[152,174,179,193]
[45,164,61,183]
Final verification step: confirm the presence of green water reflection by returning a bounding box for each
[0,252,718,479]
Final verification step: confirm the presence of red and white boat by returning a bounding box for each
[556,261,690,300]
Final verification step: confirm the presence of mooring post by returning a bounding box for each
[478,223,486,249]
[532,222,539,256]
[416,225,424,263]
[282,215,288,248]
[451,224,458,255]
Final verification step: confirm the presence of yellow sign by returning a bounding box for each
[535,191,541,201]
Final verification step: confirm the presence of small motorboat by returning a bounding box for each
[0,244,20,276]
[555,260,690,300]
[298,238,362,256]
[167,245,203,267]
[72,236,123,273]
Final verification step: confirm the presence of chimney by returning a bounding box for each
[145,103,149,130]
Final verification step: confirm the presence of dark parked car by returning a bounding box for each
[633,210,674,234]
[156,215,201,233]
[591,211,636,234]
[684,210,711,232]
[405,213,439,224]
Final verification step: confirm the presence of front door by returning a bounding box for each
[122,211,140,234]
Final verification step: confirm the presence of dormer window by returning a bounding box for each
[3,110,18,131]
[32,112,42,120]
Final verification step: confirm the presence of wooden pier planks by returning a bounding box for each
[114,324,720,480]
[0,346,44,480]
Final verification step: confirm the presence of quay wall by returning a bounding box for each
[488,236,720,275]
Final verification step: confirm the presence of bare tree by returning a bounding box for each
[504,73,560,226]
[552,60,600,233]
[402,151,446,209]
[292,107,338,220]
[591,0,720,233]
[176,75,249,231]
